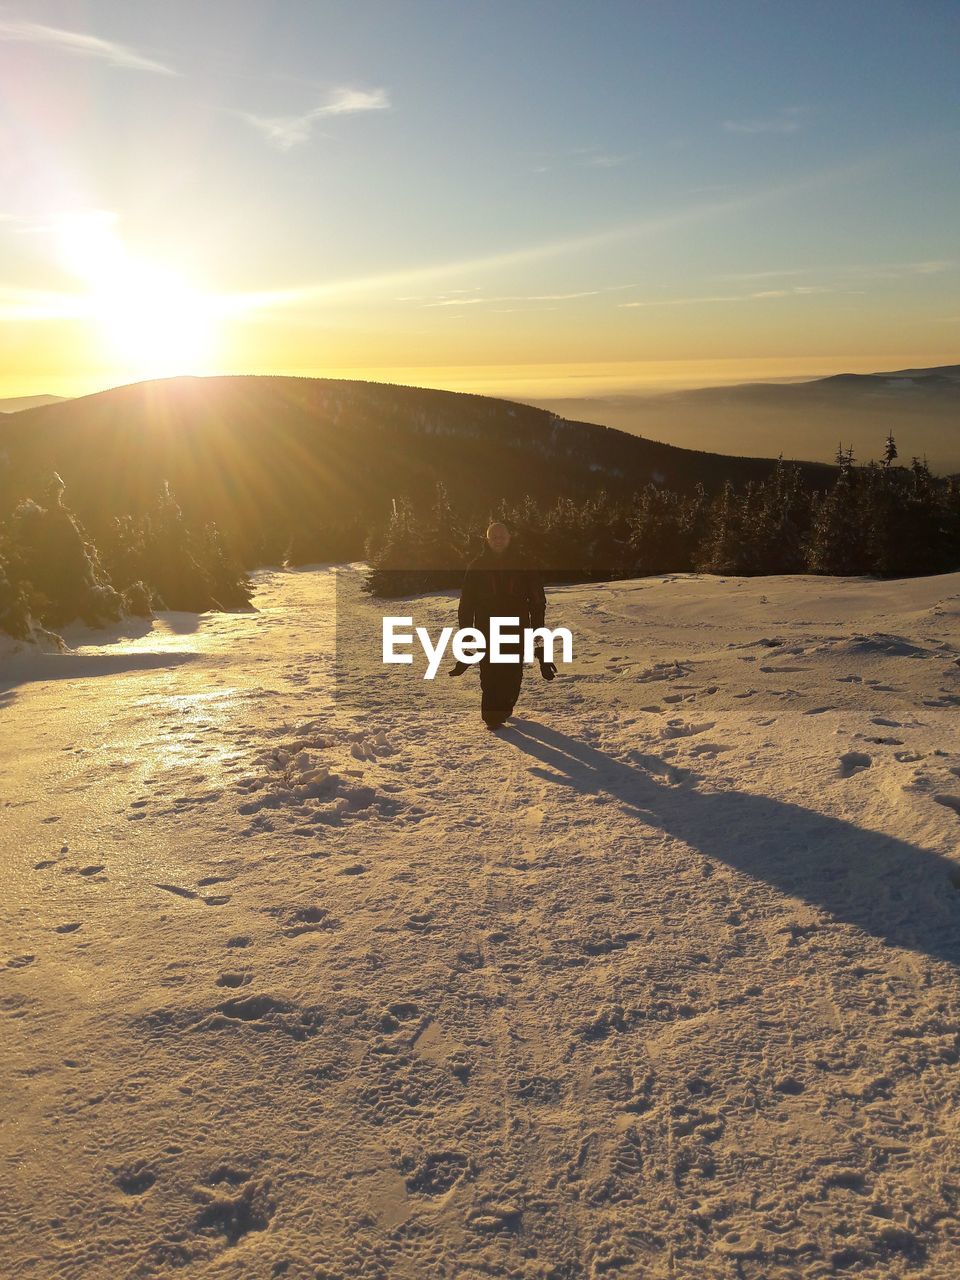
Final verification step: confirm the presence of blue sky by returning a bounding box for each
[0,0,957,396]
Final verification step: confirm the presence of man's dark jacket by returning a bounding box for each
[457,545,546,638]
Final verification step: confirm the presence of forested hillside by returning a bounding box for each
[0,375,836,564]
[3,376,957,640]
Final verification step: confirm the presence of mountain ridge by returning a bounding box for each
[530,362,960,474]
[0,394,67,414]
[0,374,839,562]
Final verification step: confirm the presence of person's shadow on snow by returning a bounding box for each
[506,717,960,968]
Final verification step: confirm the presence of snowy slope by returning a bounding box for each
[1,566,959,1279]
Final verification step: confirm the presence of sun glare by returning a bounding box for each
[95,265,216,379]
[56,212,218,379]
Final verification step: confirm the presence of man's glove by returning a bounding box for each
[534,645,557,681]
[449,660,470,677]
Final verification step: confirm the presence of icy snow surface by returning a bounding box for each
[1,565,959,1278]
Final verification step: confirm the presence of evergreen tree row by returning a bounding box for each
[365,449,960,597]
[0,475,251,640]
[4,437,957,639]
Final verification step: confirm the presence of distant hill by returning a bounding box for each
[0,375,837,561]
[0,394,66,414]
[531,364,960,475]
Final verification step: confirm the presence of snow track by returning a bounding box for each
[1,566,959,1278]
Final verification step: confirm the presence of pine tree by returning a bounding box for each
[806,464,869,575]
[629,484,685,575]
[0,517,32,638]
[132,482,251,611]
[747,459,811,574]
[5,476,122,627]
[698,481,749,574]
[418,482,468,590]
[363,488,468,597]
[678,484,710,570]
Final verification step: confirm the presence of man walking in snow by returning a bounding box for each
[451,521,556,729]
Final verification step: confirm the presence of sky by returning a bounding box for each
[0,0,958,400]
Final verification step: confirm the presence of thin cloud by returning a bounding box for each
[620,285,832,308]
[532,146,633,174]
[723,106,807,135]
[419,284,639,308]
[0,285,92,321]
[716,267,812,281]
[0,19,178,76]
[836,258,956,279]
[237,111,328,151]
[621,293,744,308]
[583,152,629,169]
[323,88,389,115]
[238,87,390,150]
[422,297,488,308]
[894,259,955,276]
[719,259,956,283]
[751,286,831,297]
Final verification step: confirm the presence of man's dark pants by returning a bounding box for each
[479,656,523,727]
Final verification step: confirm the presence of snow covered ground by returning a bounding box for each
[2,565,959,1279]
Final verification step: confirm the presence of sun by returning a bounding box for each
[94,263,217,379]
[56,212,219,379]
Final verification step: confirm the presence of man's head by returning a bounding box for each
[485,521,511,554]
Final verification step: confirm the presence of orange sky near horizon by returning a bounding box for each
[2,207,955,402]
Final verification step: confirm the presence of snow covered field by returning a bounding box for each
[2,565,959,1279]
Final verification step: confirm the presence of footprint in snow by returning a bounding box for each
[660,720,716,740]
[216,971,252,988]
[350,735,393,761]
[156,883,197,900]
[839,752,872,778]
[114,1161,157,1196]
[688,742,730,758]
[924,693,960,708]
